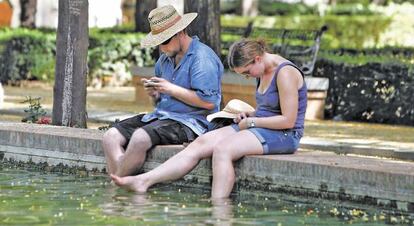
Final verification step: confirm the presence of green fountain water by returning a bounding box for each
[0,166,412,225]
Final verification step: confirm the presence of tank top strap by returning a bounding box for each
[272,61,304,90]
[274,61,304,78]
[256,61,304,89]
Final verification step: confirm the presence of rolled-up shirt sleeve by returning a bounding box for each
[190,58,222,103]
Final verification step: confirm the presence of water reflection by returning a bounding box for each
[99,185,213,224]
[99,185,152,218]
[1,167,413,225]
[211,198,234,226]
[102,187,237,225]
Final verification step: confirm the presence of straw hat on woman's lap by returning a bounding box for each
[207,99,255,122]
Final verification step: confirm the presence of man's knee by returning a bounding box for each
[128,128,153,148]
[102,128,126,148]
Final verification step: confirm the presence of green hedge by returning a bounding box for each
[221,15,392,49]
[258,0,316,15]
[88,29,154,86]
[0,28,56,84]
[1,27,413,85]
[313,45,414,126]
[223,0,385,16]
[314,58,414,126]
[0,28,155,85]
[319,47,414,66]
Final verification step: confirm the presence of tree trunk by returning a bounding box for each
[135,0,157,33]
[184,0,221,56]
[20,0,36,28]
[52,0,88,128]
[242,0,258,17]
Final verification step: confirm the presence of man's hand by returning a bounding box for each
[143,77,214,110]
[141,78,160,99]
[147,77,177,96]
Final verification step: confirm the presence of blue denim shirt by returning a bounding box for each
[142,36,223,135]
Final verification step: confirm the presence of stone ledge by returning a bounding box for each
[0,122,413,211]
[300,137,414,161]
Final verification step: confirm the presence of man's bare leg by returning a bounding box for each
[114,128,153,177]
[102,128,127,175]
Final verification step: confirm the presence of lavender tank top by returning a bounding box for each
[255,62,307,135]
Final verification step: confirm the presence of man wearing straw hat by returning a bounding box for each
[103,5,223,177]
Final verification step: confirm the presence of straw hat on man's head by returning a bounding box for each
[140,5,198,48]
[207,99,255,122]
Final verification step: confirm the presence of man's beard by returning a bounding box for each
[165,51,178,58]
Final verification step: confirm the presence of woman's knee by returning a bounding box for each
[212,143,232,163]
[190,127,234,148]
[182,134,217,159]
[188,131,214,149]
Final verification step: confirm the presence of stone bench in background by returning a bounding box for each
[131,66,329,120]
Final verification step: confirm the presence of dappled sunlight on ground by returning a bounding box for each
[304,120,414,143]
[3,84,153,113]
[1,83,413,144]
[0,114,108,130]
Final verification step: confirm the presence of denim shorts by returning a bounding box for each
[231,124,301,154]
[113,114,197,147]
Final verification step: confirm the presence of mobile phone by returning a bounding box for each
[143,79,159,87]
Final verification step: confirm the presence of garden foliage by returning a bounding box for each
[21,96,48,124]
[0,28,55,84]
[314,59,414,125]
[0,28,155,85]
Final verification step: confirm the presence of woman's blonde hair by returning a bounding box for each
[227,39,267,71]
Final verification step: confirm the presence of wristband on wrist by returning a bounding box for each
[247,118,255,128]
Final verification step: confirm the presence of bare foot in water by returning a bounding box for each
[110,174,149,193]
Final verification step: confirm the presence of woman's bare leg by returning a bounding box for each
[111,126,237,192]
[211,130,263,198]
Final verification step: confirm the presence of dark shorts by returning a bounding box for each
[231,124,301,155]
[113,114,197,146]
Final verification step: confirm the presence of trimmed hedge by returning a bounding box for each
[0,28,155,85]
[220,0,414,16]
[0,28,56,84]
[88,30,154,86]
[318,47,414,65]
[314,59,414,126]
[258,0,315,15]
[221,15,393,49]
